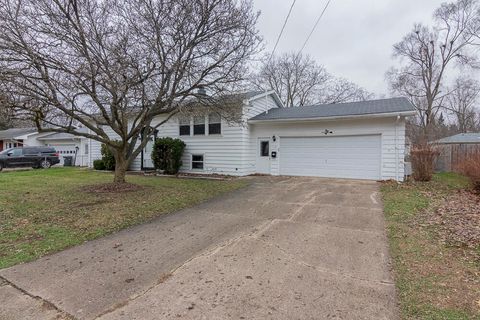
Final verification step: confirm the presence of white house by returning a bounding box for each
[0,127,89,166]
[87,91,416,181]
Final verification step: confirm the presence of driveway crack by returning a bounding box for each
[0,275,76,320]
[258,238,395,287]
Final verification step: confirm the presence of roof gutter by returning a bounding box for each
[248,110,417,124]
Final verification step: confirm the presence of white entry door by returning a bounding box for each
[256,138,271,174]
[279,135,382,180]
[143,136,155,169]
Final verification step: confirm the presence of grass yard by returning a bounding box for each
[381,173,480,320]
[0,168,247,269]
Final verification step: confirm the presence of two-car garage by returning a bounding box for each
[278,135,382,180]
[249,97,417,182]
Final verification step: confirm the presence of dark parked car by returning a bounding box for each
[0,146,60,171]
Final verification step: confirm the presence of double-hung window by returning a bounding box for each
[179,117,190,136]
[208,113,221,135]
[192,154,204,169]
[193,116,205,135]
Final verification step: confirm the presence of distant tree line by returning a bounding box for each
[252,52,373,107]
[387,0,480,143]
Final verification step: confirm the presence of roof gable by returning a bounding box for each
[245,90,284,108]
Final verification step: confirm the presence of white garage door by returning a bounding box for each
[49,144,78,165]
[279,135,381,180]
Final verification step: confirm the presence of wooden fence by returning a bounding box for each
[435,143,480,172]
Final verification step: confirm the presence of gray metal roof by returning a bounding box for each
[249,97,415,121]
[0,127,37,140]
[436,133,480,144]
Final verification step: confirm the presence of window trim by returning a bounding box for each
[179,117,191,136]
[193,115,206,136]
[208,113,221,135]
[178,114,225,137]
[191,154,204,170]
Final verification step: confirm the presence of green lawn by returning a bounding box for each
[0,168,247,269]
[381,173,480,319]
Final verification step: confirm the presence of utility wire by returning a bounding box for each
[268,0,297,63]
[299,0,332,53]
[264,0,297,110]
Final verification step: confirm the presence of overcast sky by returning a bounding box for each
[253,0,443,96]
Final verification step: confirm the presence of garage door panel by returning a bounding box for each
[279,135,381,180]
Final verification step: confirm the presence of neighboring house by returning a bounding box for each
[0,127,37,150]
[0,127,89,166]
[87,91,416,181]
[435,133,480,172]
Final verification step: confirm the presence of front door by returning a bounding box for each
[256,138,271,174]
[143,135,155,169]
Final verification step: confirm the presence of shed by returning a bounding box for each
[434,133,480,172]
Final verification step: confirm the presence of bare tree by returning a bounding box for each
[253,52,372,107]
[316,77,374,104]
[387,0,478,142]
[446,76,480,132]
[254,53,330,107]
[0,0,261,183]
[0,96,13,129]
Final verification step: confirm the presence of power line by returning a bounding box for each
[299,0,332,54]
[268,0,297,62]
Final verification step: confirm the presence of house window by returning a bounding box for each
[179,118,190,136]
[193,116,205,135]
[192,154,204,169]
[260,141,269,157]
[208,113,221,135]
[84,143,89,155]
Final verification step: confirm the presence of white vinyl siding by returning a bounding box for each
[147,113,247,175]
[241,95,279,175]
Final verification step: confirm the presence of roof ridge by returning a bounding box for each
[298,97,407,109]
[249,97,415,121]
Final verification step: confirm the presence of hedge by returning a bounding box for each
[151,137,186,175]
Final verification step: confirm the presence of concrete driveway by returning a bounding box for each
[0,176,397,320]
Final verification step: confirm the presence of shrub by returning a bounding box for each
[101,144,116,171]
[410,144,440,181]
[457,152,480,192]
[151,137,186,175]
[93,159,106,170]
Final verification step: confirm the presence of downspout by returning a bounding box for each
[395,115,400,181]
[88,129,92,168]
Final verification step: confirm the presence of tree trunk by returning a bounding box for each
[113,153,129,184]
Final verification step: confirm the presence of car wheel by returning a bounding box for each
[40,160,51,169]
